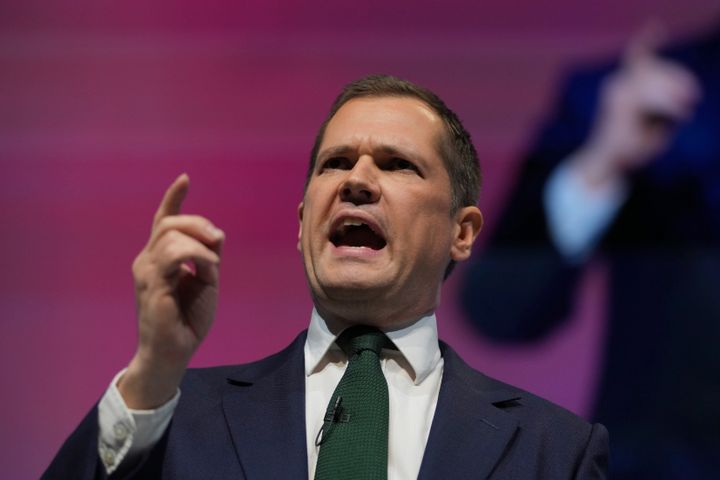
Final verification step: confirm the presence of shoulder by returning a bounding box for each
[430,342,608,477]
[178,331,307,403]
[439,341,607,452]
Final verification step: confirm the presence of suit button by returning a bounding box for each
[102,449,116,467]
[113,423,129,441]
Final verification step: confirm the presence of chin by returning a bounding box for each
[320,277,389,298]
[310,268,389,302]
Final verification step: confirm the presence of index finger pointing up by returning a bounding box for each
[623,20,665,68]
[153,173,190,228]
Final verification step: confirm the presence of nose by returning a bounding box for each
[339,156,381,205]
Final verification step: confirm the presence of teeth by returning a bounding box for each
[342,219,365,227]
[330,216,387,249]
[337,218,368,235]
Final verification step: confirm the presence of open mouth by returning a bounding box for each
[330,219,387,250]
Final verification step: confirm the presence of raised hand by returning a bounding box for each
[573,23,701,187]
[119,174,225,409]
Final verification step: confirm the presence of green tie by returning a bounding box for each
[314,326,392,480]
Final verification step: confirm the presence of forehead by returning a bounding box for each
[319,96,445,158]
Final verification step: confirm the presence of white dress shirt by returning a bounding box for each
[98,369,179,474]
[304,310,443,479]
[543,160,628,262]
[98,309,444,479]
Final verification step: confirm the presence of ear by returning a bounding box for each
[296,201,304,252]
[450,206,483,262]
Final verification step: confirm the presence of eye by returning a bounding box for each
[388,157,420,173]
[321,157,351,171]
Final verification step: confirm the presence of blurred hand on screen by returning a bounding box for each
[572,23,701,187]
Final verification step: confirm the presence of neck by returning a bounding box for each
[313,301,433,336]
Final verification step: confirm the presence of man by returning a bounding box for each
[461,25,720,479]
[44,75,608,479]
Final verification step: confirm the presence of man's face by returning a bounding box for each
[298,96,480,330]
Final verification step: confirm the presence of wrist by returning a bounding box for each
[568,147,626,190]
[118,351,187,409]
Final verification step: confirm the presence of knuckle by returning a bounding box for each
[131,257,152,291]
[154,216,173,234]
[165,229,181,241]
[164,241,185,261]
[131,253,146,276]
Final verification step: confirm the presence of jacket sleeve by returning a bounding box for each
[460,68,606,342]
[41,405,109,480]
[41,404,171,480]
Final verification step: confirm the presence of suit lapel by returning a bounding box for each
[218,333,520,478]
[418,343,520,479]
[222,332,309,479]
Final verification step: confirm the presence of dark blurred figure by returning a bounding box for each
[461,22,720,480]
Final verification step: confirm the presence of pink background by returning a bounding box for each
[2,1,718,477]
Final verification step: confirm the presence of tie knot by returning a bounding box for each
[337,325,392,357]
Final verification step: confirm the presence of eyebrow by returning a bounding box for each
[317,144,427,163]
[317,145,354,161]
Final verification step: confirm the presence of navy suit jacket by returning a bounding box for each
[460,26,720,479]
[43,332,608,479]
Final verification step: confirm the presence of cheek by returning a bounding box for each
[299,203,326,252]
[416,199,456,248]
[301,220,317,252]
[414,190,452,218]
[303,184,333,219]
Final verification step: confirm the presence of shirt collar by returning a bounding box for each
[304,307,441,385]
